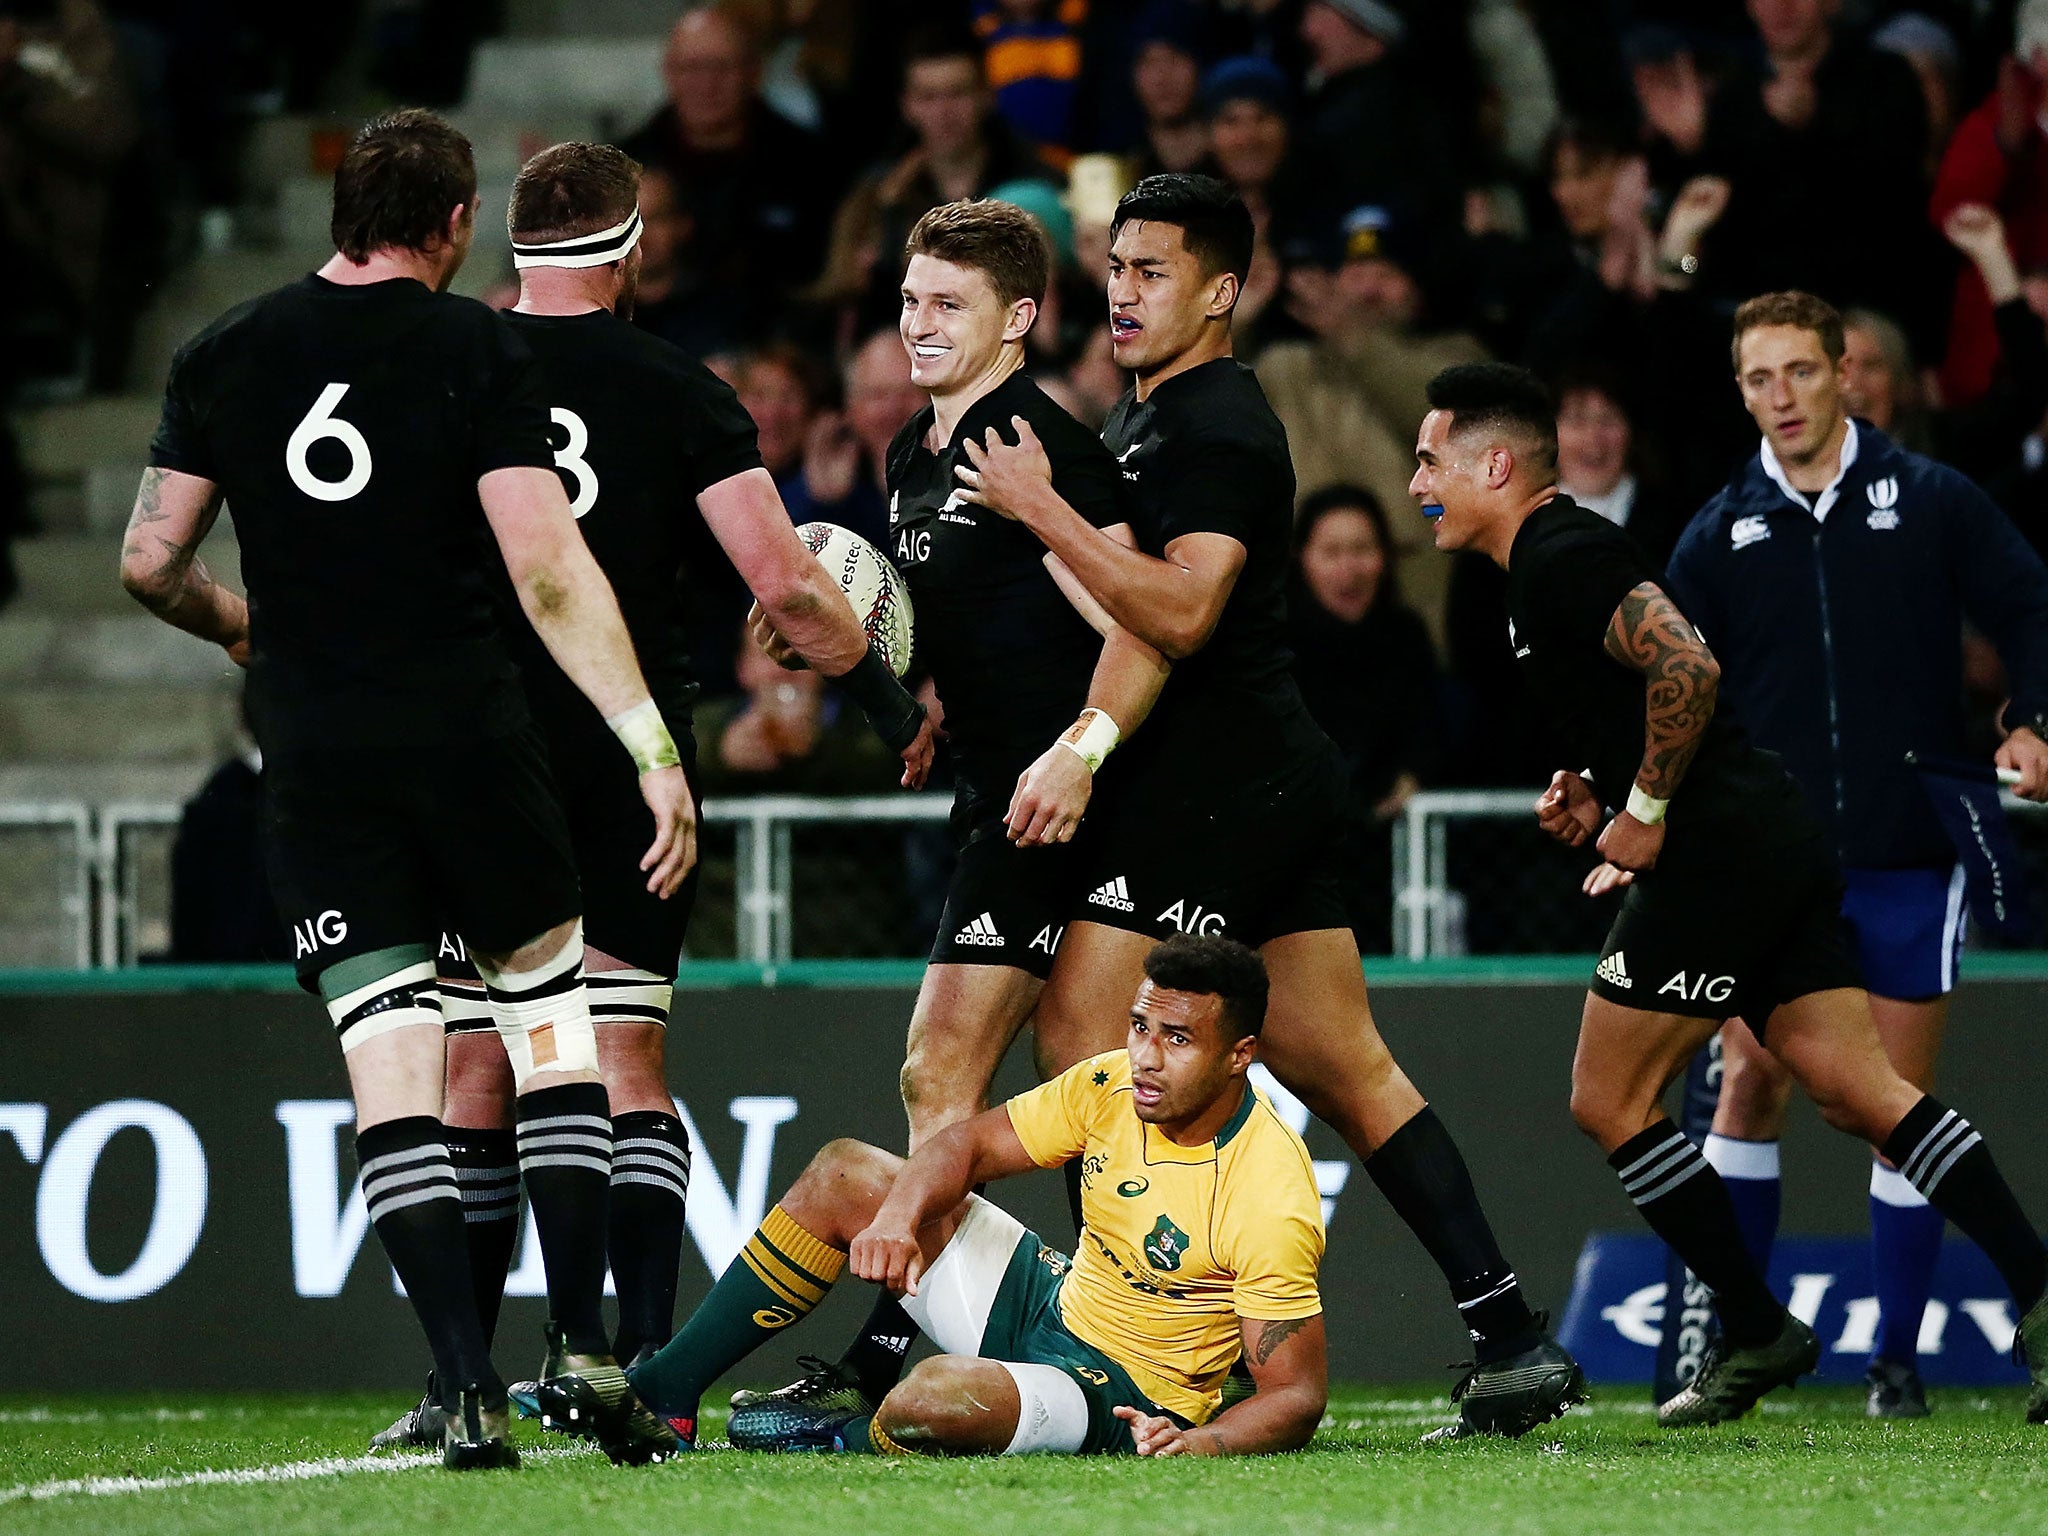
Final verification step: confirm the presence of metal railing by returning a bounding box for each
[7,789,2046,968]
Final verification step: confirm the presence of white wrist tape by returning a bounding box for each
[1626,785,1670,826]
[606,698,682,775]
[1055,708,1121,773]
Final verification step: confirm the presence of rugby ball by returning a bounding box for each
[795,522,915,678]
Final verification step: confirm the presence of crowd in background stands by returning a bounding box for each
[16,0,2048,953]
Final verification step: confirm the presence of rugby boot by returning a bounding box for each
[1657,1314,1820,1428]
[728,1355,873,1416]
[368,1373,446,1452]
[525,1355,682,1465]
[442,1386,520,1471]
[507,1322,571,1424]
[731,1400,868,1453]
[2015,1290,2048,1424]
[1422,1317,1588,1442]
[1864,1359,1930,1419]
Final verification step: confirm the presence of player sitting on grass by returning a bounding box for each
[535,933,1327,1457]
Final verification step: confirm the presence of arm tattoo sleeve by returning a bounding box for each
[1601,580,1720,800]
[1251,1315,1310,1366]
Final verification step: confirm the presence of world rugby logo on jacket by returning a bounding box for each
[1866,476,1900,530]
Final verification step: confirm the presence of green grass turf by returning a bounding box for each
[0,1387,2040,1536]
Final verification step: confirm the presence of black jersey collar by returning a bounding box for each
[936,368,1038,454]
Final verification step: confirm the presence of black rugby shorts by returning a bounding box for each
[928,788,1089,978]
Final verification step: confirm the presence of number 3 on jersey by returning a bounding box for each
[550,406,597,518]
[286,383,373,502]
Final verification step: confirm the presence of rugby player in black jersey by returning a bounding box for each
[720,197,1172,1441]
[955,173,1581,1441]
[121,111,696,1468]
[360,143,934,1462]
[1409,360,2048,1427]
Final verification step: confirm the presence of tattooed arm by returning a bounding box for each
[119,467,249,653]
[1595,579,1721,871]
[1115,1312,1328,1456]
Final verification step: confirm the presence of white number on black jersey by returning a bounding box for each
[286,383,373,502]
[550,406,598,518]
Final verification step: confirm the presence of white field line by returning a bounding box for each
[0,1447,588,1504]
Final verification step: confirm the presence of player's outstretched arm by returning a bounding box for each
[1596,579,1720,872]
[1116,1313,1328,1456]
[118,467,248,656]
[480,464,695,895]
[849,1107,1038,1296]
[955,419,1243,658]
[698,467,933,787]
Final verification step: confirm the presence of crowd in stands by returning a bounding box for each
[28,0,2047,955]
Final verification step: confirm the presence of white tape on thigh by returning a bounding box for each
[327,960,439,1053]
[475,922,598,1090]
[995,1362,1091,1456]
[586,967,674,1028]
[898,1194,1029,1357]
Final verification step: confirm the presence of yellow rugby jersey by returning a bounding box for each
[1005,1051,1325,1424]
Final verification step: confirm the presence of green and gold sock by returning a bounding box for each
[628,1206,845,1417]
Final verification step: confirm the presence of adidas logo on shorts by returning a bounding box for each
[1088,876,1136,912]
[1595,950,1632,989]
[954,912,1005,947]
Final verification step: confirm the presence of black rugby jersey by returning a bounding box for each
[1101,358,1328,790]
[149,275,555,751]
[887,370,1126,799]
[504,308,762,747]
[1504,497,1785,826]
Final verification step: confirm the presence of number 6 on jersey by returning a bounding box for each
[286,382,373,502]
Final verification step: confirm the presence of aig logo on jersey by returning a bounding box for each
[1659,971,1735,1004]
[1156,899,1226,936]
[1866,476,1901,530]
[291,909,349,959]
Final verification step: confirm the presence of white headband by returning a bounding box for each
[511,209,643,269]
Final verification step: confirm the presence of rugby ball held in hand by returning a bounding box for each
[795,521,915,677]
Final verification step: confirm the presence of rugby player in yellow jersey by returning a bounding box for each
[572,934,1326,1456]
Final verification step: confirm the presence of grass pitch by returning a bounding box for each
[2,1386,2041,1536]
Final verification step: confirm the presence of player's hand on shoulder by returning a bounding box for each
[637,763,698,898]
[1596,809,1664,874]
[746,601,807,670]
[1008,741,1092,846]
[1113,1406,1202,1456]
[955,417,1052,522]
[1535,770,1599,847]
[1996,725,2048,801]
[850,1219,925,1295]
[898,711,936,790]
[1583,861,1635,898]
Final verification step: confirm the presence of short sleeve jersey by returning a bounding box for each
[1100,359,1325,790]
[502,309,762,745]
[148,276,555,752]
[1005,1051,1325,1424]
[886,371,1126,800]
[1504,497,1770,823]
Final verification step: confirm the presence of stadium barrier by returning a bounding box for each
[2,959,2044,1393]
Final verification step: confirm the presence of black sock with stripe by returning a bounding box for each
[516,1082,614,1357]
[1366,1107,1538,1361]
[1610,1121,1784,1347]
[608,1110,692,1362]
[357,1116,502,1406]
[1882,1096,2047,1312]
[446,1126,520,1348]
[629,1205,846,1420]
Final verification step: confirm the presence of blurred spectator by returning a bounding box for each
[1873,11,1963,168]
[1553,370,1684,569]
[1286,485,1442,949]
[782,328,921,550]
[619,4,837,310]
[1203,55,1303,246]
[695,624,899,794]
[630,165,746,359]
[735,341,829,490]
[1296,0,1462,258]
[808,25,1054,340]
[725,0,860,133]
[0,0,140,385]
[170,724,285,962]
[1931,1,2048,407]
[1467,0,1559,176]
[1125,1,1208,174]
[974,0,1086,161]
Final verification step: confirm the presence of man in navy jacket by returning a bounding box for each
[1664,289,2048,1418]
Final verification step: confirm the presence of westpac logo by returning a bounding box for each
[1866,476,1901,530]
[1731,514,1771,551]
